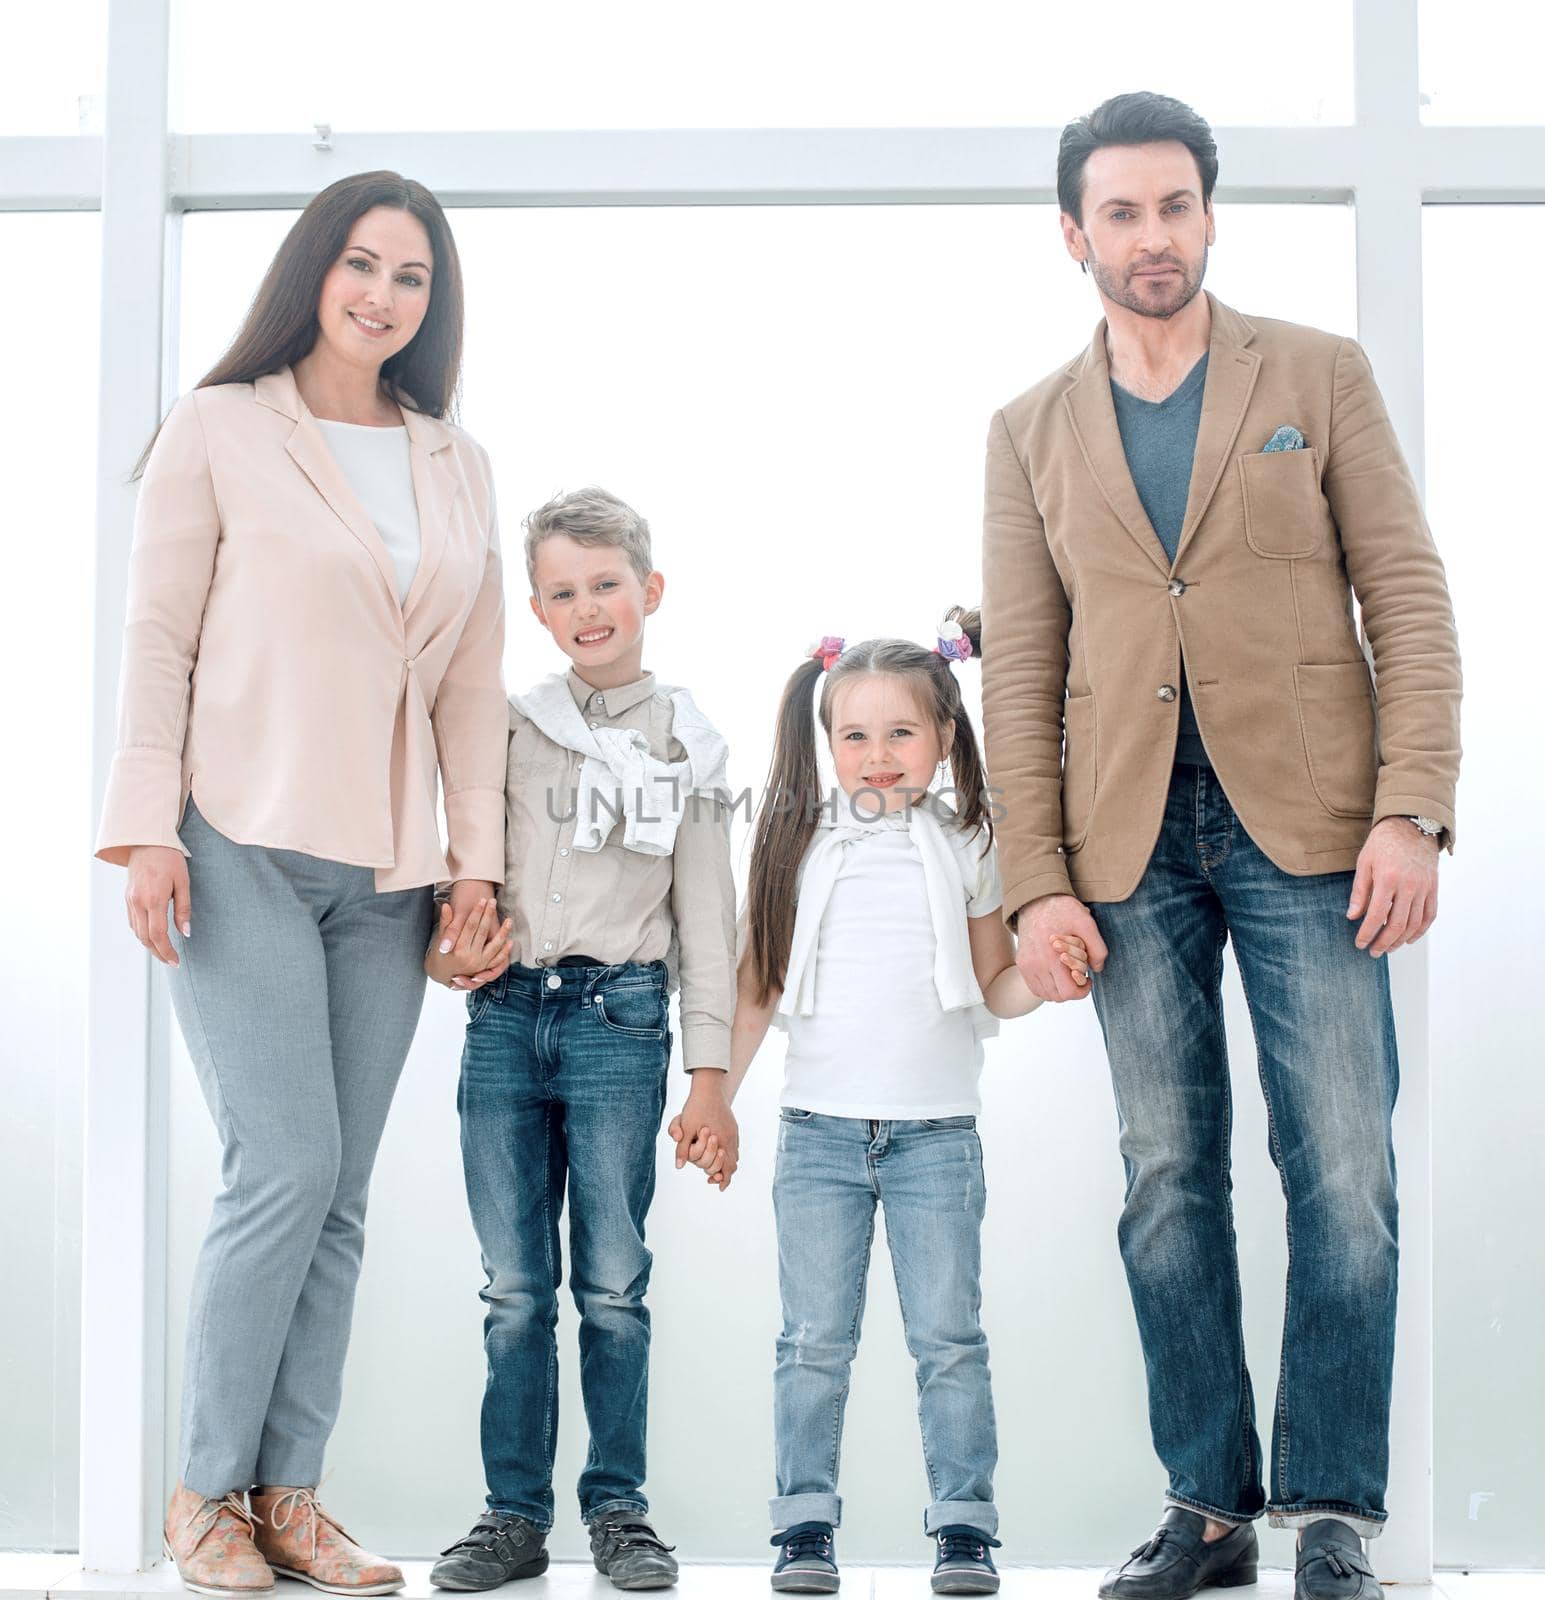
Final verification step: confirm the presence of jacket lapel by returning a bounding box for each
[400,405,460,621]
[1062,326,1170,577]
[257,369,402,609]
[1172,295,1261,570]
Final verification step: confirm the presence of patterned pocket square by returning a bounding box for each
[1263,424,1306,452]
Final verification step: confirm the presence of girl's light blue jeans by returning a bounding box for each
[770,1108,1000,1539]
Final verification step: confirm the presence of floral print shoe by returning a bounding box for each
[249,1486,403,1596]
[163,1483,275,1597]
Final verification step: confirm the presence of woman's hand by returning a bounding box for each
[125,845,191,966]
[438,879,513,990]
[425,897,513,988]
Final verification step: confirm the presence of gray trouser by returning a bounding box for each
[167,798,434,1497]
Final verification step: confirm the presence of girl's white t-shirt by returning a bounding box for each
[315,420,421,605]
[780,816,1004,1120]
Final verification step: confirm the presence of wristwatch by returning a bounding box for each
[1404,815,1444,839]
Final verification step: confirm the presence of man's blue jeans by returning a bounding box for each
[1086,763,1398,1538]
[457,960,671,1530]
[770,1109,999,1539]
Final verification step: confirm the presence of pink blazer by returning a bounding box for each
[95,367,507,891]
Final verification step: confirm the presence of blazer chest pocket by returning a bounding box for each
[1239,446,1326,559]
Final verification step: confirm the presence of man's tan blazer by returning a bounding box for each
[95,367,508,892]
[981,293,1461,919]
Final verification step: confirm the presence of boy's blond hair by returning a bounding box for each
[522,487,653,592]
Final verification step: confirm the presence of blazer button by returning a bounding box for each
[1156,684,1177,702]
[1168,579,1187,596]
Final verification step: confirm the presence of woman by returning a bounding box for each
[96,172,511,1597]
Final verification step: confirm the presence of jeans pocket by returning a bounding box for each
[921,1114,977,1130]
[778,1106,816,1122]
[466,986,494,1027]
[594,984,667,1038]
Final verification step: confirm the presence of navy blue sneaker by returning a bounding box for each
[932,1525,1002,1595]
[770,1522,839,1593]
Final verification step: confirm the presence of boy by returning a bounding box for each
[429,488,738,1591]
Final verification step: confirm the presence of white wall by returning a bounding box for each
[164,202,1361,1566]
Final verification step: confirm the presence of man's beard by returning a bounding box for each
[1089,244,1208,320]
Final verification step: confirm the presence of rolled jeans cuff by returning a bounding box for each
[924,1500,999,1539]
[583,1495,649,1526]
[1269,1505,1386,1539]
[1163,1495,1256,1528]
[770,1492,842,1533]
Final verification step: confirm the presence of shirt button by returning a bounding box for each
[594,694,604,707]
[559,847,570,857]
[551,892,562,903]
[589,719,600,729]
[1168,579,1187,596]
[1156,684,1177,702]
[543,941,554,951]
[546,973,561,990]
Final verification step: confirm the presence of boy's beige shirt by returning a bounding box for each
[94,368,508,891]
[502,668,736,1069]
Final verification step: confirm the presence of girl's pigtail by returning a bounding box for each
[940,605,993,854]
[747,657,826,1005]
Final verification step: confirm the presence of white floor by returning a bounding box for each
[1,1558,1539,1600]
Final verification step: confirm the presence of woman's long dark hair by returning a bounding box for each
[136,170,463,475]
[746,606,992,1006]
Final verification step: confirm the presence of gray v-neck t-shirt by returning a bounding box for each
[1110,353,1211,768]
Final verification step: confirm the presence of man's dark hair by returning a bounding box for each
[1057,92,1219,227]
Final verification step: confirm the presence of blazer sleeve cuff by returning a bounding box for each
[94,749,189,865]
[1001,863,1077,929]
[1372,792,1457,853]
[443,786,507,885]
[682,1018,732,1072]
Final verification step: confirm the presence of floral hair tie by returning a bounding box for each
[933,619,973,662]
[807,635,845,672]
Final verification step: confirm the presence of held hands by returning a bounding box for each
[425,897,514,988]
[124,844,191,966]
[1050,932,1092,988]
[1346,816,1442,957]
[667,1071,739,1193]
[1017,894,1109,1002]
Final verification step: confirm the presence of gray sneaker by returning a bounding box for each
[587,1514,679,1590]
[430,1513,549,1590]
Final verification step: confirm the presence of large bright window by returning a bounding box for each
[0,212,100,1553]
[167,202,1354,1566]
[1420,2,1545,124]
[172,0,1352,132]
[1424,205,1545,1569]
[0,4,106,135]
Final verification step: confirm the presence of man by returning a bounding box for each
[981,93,1461,1600]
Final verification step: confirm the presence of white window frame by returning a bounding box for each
[2,0,1537,1581]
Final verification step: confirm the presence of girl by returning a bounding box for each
[709,612,1087,1596]
[97,172,510,1596]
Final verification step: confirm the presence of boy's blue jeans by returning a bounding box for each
[770,1110,999,1539]
[457,959,671,1530]
[1086,763,1399,1538]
